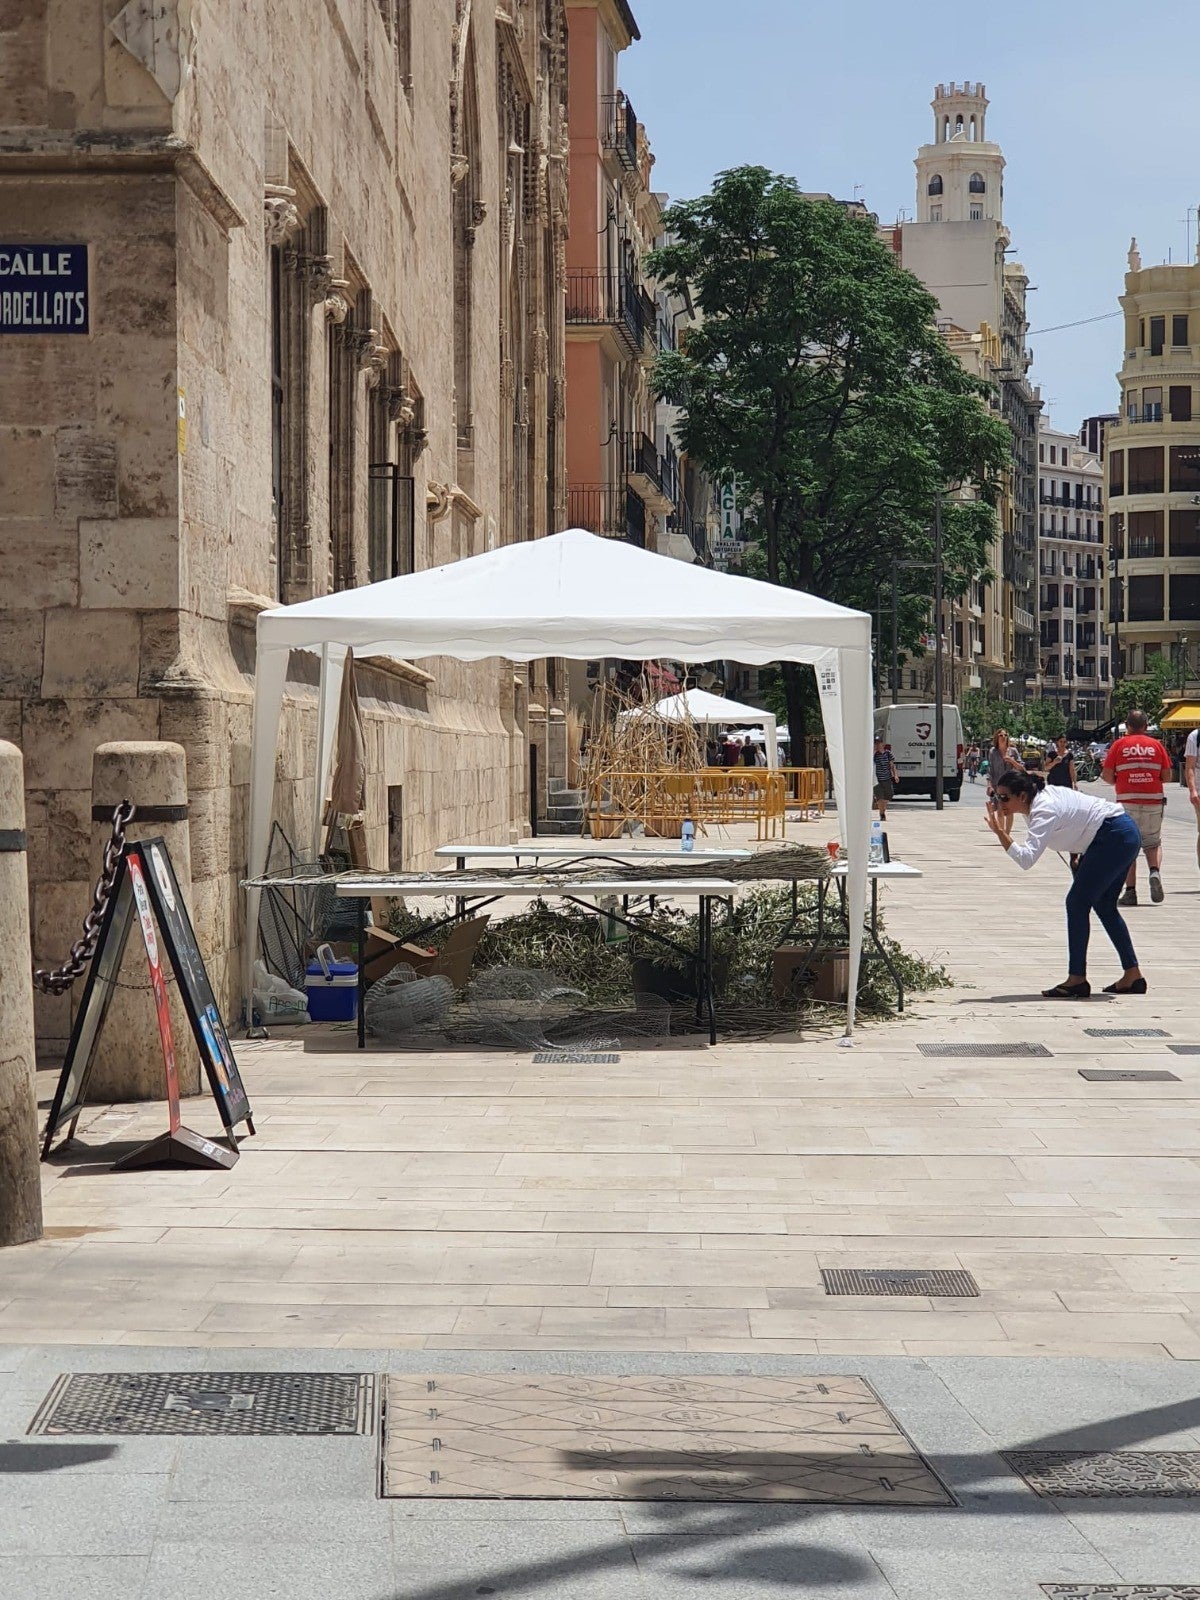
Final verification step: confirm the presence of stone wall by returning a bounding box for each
[1,0,568,1054]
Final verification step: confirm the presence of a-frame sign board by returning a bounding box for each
[42,838,254,1170]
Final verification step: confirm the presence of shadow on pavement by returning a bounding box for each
[0,1441,117,1473]
[382,1395,1200,1598]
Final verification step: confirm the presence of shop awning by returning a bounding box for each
[1160,701,1200,729]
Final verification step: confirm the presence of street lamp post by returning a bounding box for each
[891,556,899,703]
[933,492,945,811]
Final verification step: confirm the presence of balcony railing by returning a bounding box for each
[566,483,646,547]
[624,431,662,493]
[638,287,657,359]
[565,268,642,354]
[660,438,679,506]
[601,93,638,171]
[1127,537,1164,559]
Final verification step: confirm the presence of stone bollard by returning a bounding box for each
[0,742,43,1246]
[89,742,201,1102]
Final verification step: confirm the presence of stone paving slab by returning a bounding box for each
[0,1349,1195,1597]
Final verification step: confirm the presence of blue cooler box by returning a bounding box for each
[305,955,359,1022]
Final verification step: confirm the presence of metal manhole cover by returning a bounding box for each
[917,1042,1052,1058]
[821,1268,979,1298]
[1083,1028,1169,1038]
[1005,1451,1200,1498]
[380,1375,955,1505]
[1041,1589,1200,1598]
[1078,1069,1180,1082]
[532,1052,619,1064]
[29,1372,376,1436]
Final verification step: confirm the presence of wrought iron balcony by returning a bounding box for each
[566,483,646,547]
[565,269,642,355]
[601,93,638,171]
[624,431,662,494]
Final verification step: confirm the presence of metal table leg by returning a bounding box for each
[356,896,366,1049]
[703,895,717,1046]
[864,878,905,1012]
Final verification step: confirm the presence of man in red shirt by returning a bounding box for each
[1102,708,1174,904]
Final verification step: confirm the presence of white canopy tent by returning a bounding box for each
[246,528,874,1032]
[619,687,779,768]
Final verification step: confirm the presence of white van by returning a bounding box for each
[873,703,964,802]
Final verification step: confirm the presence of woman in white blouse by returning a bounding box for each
[985,769,1147,999]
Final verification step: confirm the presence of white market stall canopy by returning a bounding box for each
[247,528,874,1031]
[620,687,779,768]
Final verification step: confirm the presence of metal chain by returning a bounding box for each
[32,800,136,995]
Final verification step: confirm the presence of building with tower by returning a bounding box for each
[899,83,1042,702]
[1107,241,1200,687]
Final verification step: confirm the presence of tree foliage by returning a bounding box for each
[960,690,1067,744]
[649,167,1011,734]
[1110,654,1178,728]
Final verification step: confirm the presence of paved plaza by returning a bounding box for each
[3,782,1200,1595]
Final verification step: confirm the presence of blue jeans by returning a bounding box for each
[1066,814,1141,976]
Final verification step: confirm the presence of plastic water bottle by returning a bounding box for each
[869,820,884,866]
[681,819,695,853]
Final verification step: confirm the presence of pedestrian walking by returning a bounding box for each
[1186,727,1200,872]
[1046,734,1077,789]
[984,770,1147,998]
[1101,709,1173,905]
[986,728,1023,796]
[873,735,897,821]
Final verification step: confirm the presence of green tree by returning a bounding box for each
[1111,654,1178,727]
[960,689,1009,744]
[1020,698,1067,741]
[649,168,1011,738]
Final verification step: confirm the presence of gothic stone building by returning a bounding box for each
[0,0,569,1047]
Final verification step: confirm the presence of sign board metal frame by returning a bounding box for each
[42,839,253,1167]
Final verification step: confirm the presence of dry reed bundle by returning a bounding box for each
[583,671,706,837]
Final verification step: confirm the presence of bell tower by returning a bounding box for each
[914,82,1005,226]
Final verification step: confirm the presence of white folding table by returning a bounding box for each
[819,860,923,1011]
[435,842,754,871]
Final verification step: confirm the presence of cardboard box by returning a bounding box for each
[772,944,849,1004]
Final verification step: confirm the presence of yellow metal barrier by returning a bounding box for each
[587,768,793,841]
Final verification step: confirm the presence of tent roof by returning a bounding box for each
[256,528,869,665]
[625,688,775,725]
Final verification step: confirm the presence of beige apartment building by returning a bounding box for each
[898,82,1041,702]
[1107,243,1200,685]
[1038,420,1110,724]
[0,0,569,1045]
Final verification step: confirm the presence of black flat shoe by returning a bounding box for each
[1102,978,1148,994]
[1042,981,1091,999]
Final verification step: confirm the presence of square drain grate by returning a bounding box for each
[1005,1451,1200,1498]
[1078,1069,1180,1082]
[532,1051,619,1064]
[1083,1027,1170,1038]
[917,1042,1052,1058]
[821,1267,979,1298]
[29,1372,376,1437]
[1169,1046,1200,1056]
[1041,1589,1200,1598]
[381,1374,955,1505]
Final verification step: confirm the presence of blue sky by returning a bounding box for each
[621,0,1200,437]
